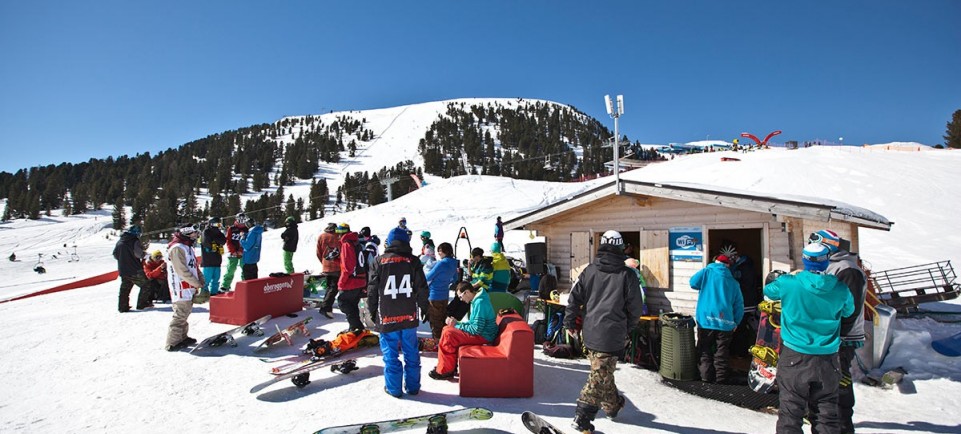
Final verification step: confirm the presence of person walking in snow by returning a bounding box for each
[280,216,299,274]
[425,242,458,339]
[690,254,744,384]
[494,216,504,252]
[222,213,249,291]
[810,229,867,434]
[113,224,152,312]
[201,217,227,295]
[316,222,341,319]
[366,227,429,397]
[165,224,206,351]
[240,218,264,281]
[564,230,643,433]
[764,243,855,434]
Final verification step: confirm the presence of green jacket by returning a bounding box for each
[456,288,498,342]
[490,252,511,292]
[764,271,855,355]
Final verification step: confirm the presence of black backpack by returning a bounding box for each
[351,241,368,277]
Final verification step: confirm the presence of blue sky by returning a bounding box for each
[1,1,959,173]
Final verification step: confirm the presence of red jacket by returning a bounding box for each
[316,230,341,274]
[143,258,167,281]
[338,232,366,291]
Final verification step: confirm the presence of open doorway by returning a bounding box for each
[708,228,763,361]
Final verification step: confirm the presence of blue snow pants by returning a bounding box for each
[203,267,222,295]
[378,327,421,396]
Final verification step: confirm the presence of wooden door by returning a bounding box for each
[570,231,592,284]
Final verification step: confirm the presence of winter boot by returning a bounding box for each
[572,401,598,433]
[606,394,626,419]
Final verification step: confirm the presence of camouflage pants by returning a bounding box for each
[166,300,193,347]
[578,350,621,413]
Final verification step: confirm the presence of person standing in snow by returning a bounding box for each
[316,222,341,319]
[764,243,855,434]
[489,242,511,292]
[165,224,205,351]
[419,231,436,271]
[113,224,152,312]
[335,223,367,332]
[810,229,867,434]
[494,216,504,252]
[366,227,429,397]
[719,242,760,357]
[425,242,458,339]
[564,230,643,433]
[690,254,744,384]
[280,216,299,274]
[240,219,264,281]
[221,213,249,291]
[201,217,226,295]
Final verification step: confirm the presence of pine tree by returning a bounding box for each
[112,203,127,229]
[945,109,961,149]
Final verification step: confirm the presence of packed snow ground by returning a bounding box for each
[2,146,961,433]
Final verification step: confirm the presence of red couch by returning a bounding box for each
[458,313,534,397]
[209,273,304,325]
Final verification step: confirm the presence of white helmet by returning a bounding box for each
[600,230,623,247]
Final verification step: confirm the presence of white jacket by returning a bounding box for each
[167,242,204,302]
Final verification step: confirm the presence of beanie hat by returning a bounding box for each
[126,225,142,237]
[715,254,732,265]
[490,242,502,254]
[235,213,248,225]
[809,229,841,254]
[360,226,371,239]
[179,224,199,236]
[600,230,624,251]
[386,227,410,245]
[324,223,337,233]
[420,231,431,239]
[802,243,831,272]
[719,244,738,258]
[285,216,296,224]
[336,223,350,234]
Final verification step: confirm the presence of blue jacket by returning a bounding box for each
[456,288,498,342]
[425,256,458,301]
[690,262,744,331]
[240,225,263,265]
[764,271,855,355]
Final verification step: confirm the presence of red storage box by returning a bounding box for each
[209,273,304,325]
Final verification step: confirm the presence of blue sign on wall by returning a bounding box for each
[669,226,704,262]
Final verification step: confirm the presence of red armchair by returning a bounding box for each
[458,313,534,397]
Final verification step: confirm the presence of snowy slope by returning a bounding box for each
[2,145,961,433]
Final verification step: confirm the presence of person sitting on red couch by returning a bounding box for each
[428,281,498,380]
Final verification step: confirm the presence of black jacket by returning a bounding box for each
[366,241,429,334]
[281,222,299,252]
[201,226,227,267]
[113,232,145,277]
[565,245,643,354]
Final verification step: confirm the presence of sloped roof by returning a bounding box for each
[504,179,892,231]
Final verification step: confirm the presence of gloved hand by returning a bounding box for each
[841,340,864,349]
[421,312,429,324]
[192,288,211,304]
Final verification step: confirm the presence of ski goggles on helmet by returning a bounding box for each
[808,231,841,250]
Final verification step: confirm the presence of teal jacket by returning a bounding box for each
[490,252,511,292]
[690,262,744,331]
[455,288,498,342]
[764,271,855,355]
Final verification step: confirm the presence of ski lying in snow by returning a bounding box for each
[522,411,568,434]
[188,315,271,354]
[249,346,380,393]
[315,407,493,434]
[254,317,312,351]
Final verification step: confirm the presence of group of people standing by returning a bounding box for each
[689,229,866,434]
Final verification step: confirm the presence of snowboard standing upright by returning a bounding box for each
[315,407,493,434]
[748,299,782,393]
[188,315,272,353]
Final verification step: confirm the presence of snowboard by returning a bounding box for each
[254,317,312,352]
[188,315,271,354]
[748,299,781,393]
[358,298,378,331]
[315,407,493,434]
[521,411,568,434]
[250,345,381,393]
[931,331,961,357]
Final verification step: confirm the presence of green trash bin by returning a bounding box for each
[659,312,698,381]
